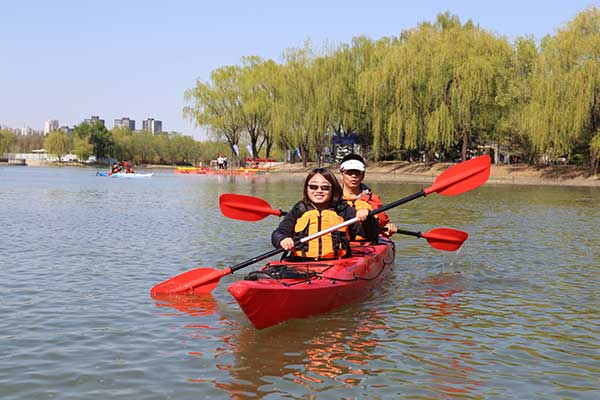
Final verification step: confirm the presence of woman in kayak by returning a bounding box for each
[339,153,397,237]
[272,168,379,260]
[111,162,121,174]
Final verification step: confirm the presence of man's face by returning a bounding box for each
[341,169,364,189]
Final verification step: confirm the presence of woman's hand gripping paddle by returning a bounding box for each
[219,193,469,252]
[150,155,490,296]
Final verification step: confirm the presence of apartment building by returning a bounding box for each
[114,117,136,131]
[142,118,162,134]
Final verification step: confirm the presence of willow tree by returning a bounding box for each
[272,42,334,166]
[131,130,156,164]
[236,56,279,159]
[184,65,243,163]
[44,130,71,161]
[522,7,600,171]
[495,36,539,163]
[0,130,17,154]
[326,36,379,141]
[111,126,134,161]
[360,13,512,161]
[72,135,93,163]
[357,37,406,160]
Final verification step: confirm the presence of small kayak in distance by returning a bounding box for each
[96,172,153,178]
[228,237,395,329]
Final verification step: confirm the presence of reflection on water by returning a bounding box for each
[417,273,484,399]
[152,290,395,398]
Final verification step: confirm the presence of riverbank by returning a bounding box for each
[14,159,600,187]
[269,161,600,187]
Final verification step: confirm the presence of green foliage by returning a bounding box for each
[4,132,44,153]
[44,131,71,161]
[522,7,600,165]
[74,121,113,160]
[179,7,600,174]
[184,65,244,163]
[131,131,156,164]
[72,135,93,162]
[0,129,17,154]
[590,132,600,173]
[111,126,134,161]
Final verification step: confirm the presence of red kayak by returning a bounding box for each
[228,237,395,329]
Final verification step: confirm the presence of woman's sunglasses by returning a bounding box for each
[307,184,331,191]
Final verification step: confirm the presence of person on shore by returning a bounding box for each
[272,168,379,260]
[339,154,397,237]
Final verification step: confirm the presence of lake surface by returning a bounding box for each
[1,166,599,399]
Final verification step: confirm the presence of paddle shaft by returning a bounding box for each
[396,228,423,239]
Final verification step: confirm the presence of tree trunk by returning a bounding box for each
[461,129,468,161]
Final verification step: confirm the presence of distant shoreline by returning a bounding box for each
[268,161,600,188]
[14,160,600,187]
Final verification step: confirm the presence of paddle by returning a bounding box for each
[219,193,468,251]
[396,228,468,252]
[219,193,287,221]
[150,155,490,295]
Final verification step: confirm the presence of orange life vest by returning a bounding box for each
[344,198,374,241]
[293,208,350,259]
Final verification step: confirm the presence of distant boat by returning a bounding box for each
[96,172,153,178]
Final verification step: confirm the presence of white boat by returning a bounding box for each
[97,172,153,178]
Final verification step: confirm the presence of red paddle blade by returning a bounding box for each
[150,267,228,295]
[421,228,468,251]
[219,193,281,221]
[425,155,491,196]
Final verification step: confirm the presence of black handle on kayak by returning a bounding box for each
[229,247,286,274]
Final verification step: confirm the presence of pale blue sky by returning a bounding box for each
[2,0,598,140]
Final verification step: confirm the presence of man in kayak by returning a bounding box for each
[272,168,379,260]
[124,161,135,174]
[339,154,397,237]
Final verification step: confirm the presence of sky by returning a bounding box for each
[2,0,598,140]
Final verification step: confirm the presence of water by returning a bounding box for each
[1,166,599,399]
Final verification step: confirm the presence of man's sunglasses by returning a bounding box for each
[307,184,331,191]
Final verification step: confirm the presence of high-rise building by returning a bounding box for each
[84,115,105,126]
[23,126,42,135]
[44,120,59,134]
[142,118,162,134]
[114,117,135,131]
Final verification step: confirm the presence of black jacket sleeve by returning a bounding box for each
[338,202,379,242]
[271,201,304,248]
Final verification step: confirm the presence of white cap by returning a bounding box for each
[340,159,365,172]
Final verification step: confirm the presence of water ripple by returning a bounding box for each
[1,168,599,399]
